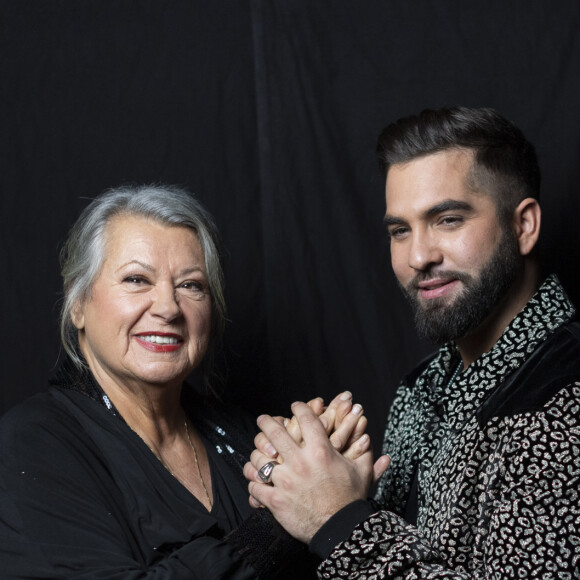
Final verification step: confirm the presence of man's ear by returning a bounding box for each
[71,301,85,330]
[512,197,541,256]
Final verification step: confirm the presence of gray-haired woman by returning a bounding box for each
[0,184,321,578]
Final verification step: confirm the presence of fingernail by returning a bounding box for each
[340,391,352,401]
[358,433,369,445]
[291,401,302,408]
[283,418,289,427]
[352,404,363,415]
[265,443,277,457]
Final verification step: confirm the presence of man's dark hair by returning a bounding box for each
[376,107,541,220]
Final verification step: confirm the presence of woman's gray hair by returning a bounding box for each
[59,184,226,392]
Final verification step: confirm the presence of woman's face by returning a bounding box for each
[73,215,212,391]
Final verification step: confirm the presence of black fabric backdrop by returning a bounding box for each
[2,1,580,450]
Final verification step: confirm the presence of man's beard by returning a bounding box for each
[401,230,521,345]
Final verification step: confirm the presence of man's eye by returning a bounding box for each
[439,216,463,226]
[388,227,409,240]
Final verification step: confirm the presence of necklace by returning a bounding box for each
[185,419,213,508]
[447,360,463,388]
[138,419,213,509]
[140,435,175,477]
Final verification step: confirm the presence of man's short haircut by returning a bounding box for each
[376,107,541,220]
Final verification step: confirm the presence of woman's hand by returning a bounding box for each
[253,392,370,464]
[244,403,390,543]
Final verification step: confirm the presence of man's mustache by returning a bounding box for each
[405,270,473,293]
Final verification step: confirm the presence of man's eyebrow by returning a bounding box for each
[424,199,474,216]
[384,199,475,226]
[383,215,406,227]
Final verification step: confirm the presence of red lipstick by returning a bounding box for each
[134,332,183,353]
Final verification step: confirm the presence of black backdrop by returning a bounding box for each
[2,1,580,450]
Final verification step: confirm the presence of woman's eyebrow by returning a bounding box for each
[116,260,154,273]
[115,261,205,276]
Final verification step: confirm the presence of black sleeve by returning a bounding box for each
[309,500,376,560]
[226,509,320,578]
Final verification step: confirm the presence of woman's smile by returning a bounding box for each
[134,332,184,352]
[73,215,212,391]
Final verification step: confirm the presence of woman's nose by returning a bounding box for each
[150,284,181,320]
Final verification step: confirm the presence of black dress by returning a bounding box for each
[0,360,317,578]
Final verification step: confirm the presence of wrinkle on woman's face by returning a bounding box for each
[74,215,212,393]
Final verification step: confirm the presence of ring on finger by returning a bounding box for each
[258,460,278,484]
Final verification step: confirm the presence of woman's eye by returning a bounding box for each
[180,280,205,292]
[124,275,147,284]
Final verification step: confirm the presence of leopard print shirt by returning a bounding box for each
[319,275,580,578]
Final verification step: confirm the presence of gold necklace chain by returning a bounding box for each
[138,419,213,509]
[139,435,175,477]
[185,419,213,508]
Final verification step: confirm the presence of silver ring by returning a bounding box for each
[258,461,278,484]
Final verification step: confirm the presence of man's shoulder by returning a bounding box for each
[477,320,580,427]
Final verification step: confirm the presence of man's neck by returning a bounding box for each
[456,263,541,369]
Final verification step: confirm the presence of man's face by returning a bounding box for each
[384,149,520,344]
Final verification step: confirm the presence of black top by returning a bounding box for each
[0,361,317,578]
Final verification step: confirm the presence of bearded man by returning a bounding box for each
[246,107,580,577]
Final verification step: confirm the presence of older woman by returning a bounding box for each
[0,184,334,578]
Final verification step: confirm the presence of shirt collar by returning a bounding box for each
[417,274,575,430]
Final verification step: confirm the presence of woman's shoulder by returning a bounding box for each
[0,389,90,471]
[0,387,108,458]
[0,390,71,434]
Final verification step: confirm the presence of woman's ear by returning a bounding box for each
[71,301,85,330]
[512,197,541,256]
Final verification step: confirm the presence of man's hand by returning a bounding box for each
[244,402,390,544]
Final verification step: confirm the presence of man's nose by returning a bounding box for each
[408,230,443,272]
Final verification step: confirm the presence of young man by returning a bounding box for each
[246,107,580,577]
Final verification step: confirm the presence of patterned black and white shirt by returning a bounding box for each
[314,275,580,578]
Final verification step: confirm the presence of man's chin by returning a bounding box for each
[415,307,472,344]
[411,296,467,344]
[415,294,456,314]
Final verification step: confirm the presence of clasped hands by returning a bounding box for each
[243,393,390,544]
